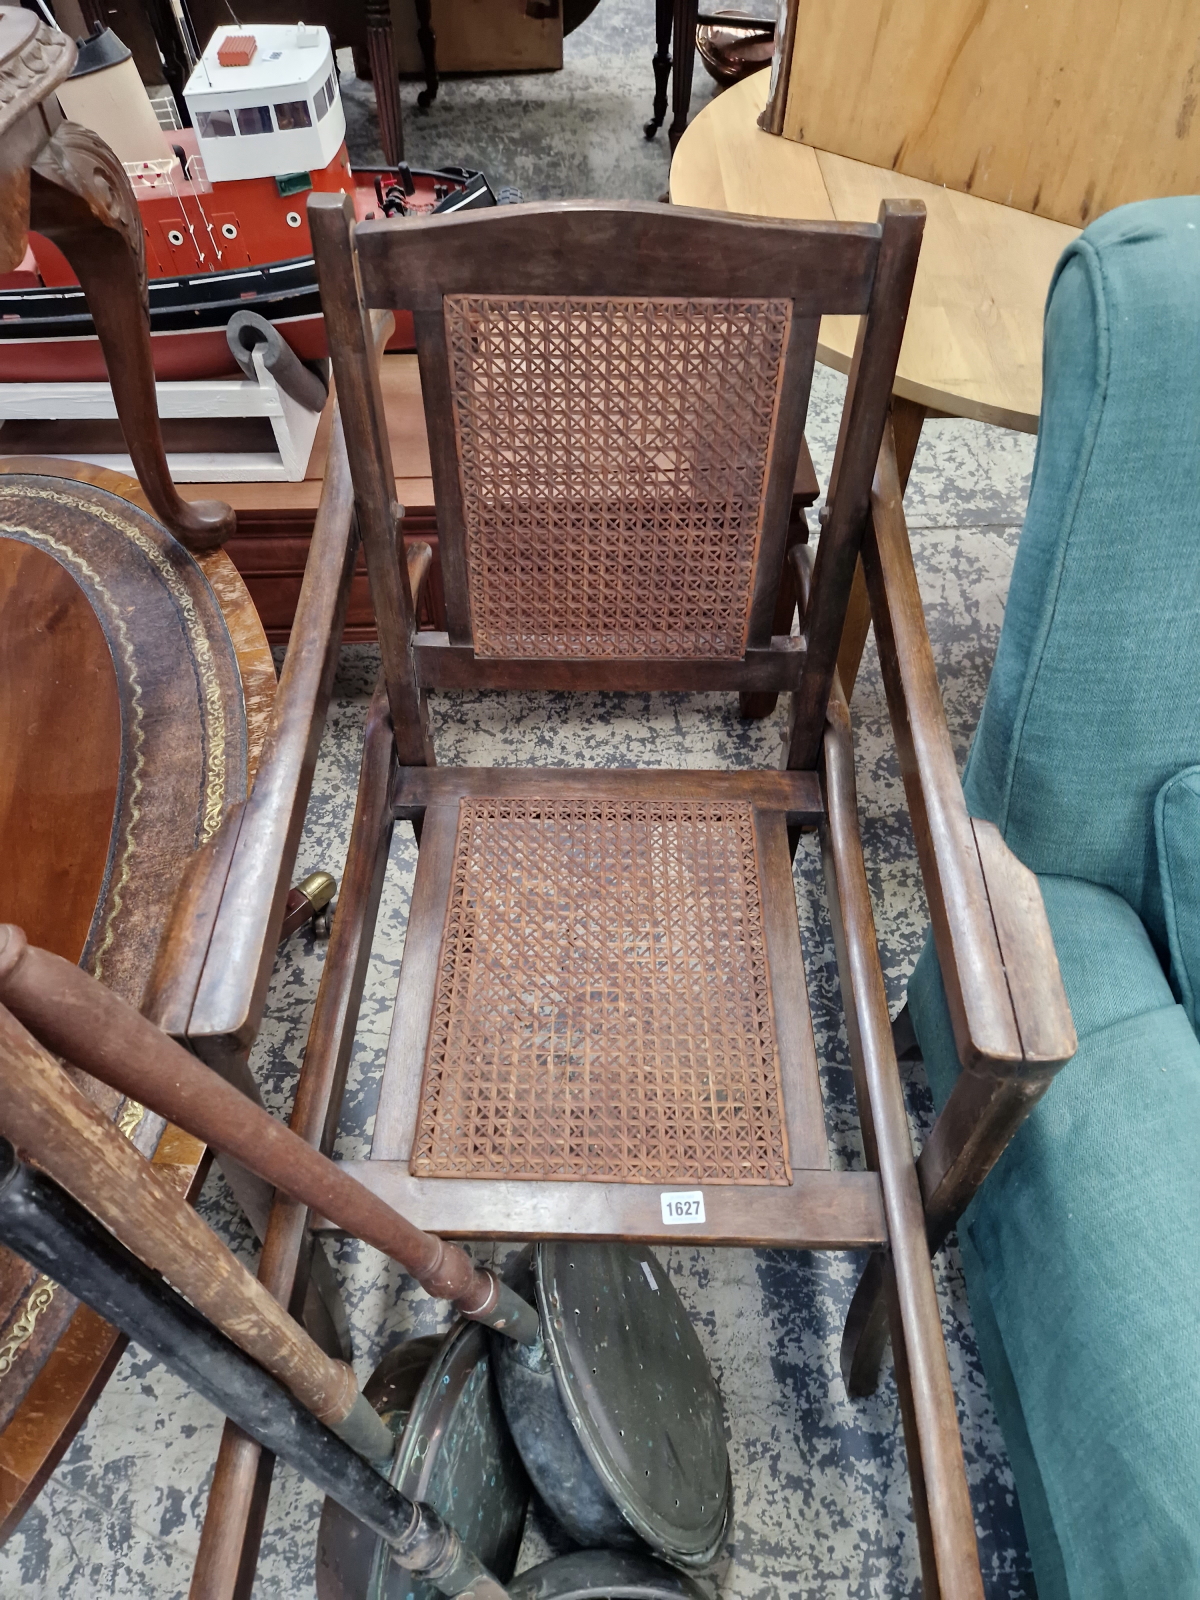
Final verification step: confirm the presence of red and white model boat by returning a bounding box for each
[0,21,495,383]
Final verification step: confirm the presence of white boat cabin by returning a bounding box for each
[184,24,345,185]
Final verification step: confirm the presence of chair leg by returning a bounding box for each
[667,0,699,151]
[645,0,673,138]
[886,1261,945,1600]
[29,124,234,553]
[365,0,404,166]
[841,1008,924,1393]
[414,0,439,109]
[820,690,983,1595]
[841,1248,890,1395]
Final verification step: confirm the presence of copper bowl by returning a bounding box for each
[697,8,775,89]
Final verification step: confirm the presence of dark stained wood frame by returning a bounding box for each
[837,421,1077,1399]
[138,406,368,1598]
[298,196,1077,1598]
[184,566,430,1600]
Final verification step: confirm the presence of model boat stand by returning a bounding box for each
[0,312,327,483]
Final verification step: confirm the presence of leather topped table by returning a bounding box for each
[670,71,1080,686]
[0,460,275,1538]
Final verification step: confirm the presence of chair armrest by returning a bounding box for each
[864,421,1076,1073]
[144,414,360,1066]
[862,422,1076,1231]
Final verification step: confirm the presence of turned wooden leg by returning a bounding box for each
[835,394,927,699]
[365,0,403,166]
[645,0,674,139]
[29,123,234,553]
[414,0,439,108]
[667,0,699,151]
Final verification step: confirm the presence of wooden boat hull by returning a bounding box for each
[0,163,481,381]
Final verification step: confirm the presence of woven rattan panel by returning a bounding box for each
[444,294,792,658]
[411,797,792,1184]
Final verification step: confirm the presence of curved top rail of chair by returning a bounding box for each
[321,191,919,314]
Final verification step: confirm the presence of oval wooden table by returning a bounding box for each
[671,71,1080,434]
[670,73,1081,690]
[0,459,275,1539]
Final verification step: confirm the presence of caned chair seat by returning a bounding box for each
[372,769,829,1184]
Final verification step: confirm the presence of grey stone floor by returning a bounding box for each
[1,2,1047,1593]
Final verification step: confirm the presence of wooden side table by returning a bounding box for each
[670,73,1080,688]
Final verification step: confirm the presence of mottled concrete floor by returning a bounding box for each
[1,3,1045,1593]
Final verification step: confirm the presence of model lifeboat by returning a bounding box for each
[0,22,497,383]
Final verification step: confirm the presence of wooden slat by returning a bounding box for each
[745,315,819,647]
[190,680,401,1599]
[753,810,828,1170]
[150,421,358,1053]
[391,765,825,819]
[412,309,474,645]
[819,688,984,1598]
[314,1164,887,1248]
[412,635,808,692]
[862,426,1020,1070]
[309,195,431,769]
[370,803,460,1163]
[354,200,883,315]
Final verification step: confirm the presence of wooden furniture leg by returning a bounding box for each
[414,0,439,109]
[27,120,234,553]
[365,0,403,166]
[645,0,674,139]
[835,395,926,699]
[667,0,699,150]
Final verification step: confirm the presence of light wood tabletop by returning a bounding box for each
[670,73,1080,434]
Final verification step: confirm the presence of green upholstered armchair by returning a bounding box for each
[849,198,1200,1597]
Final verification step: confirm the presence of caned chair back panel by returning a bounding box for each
[310,197,924,758]
[444,291,794,659]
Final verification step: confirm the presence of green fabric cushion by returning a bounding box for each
[956,1231,1070,1600]
[1156,766,1200,1034]
[962,198,1200,949]
[909,876,1200,1600]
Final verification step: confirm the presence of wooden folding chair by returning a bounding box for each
[306,193,999,1595]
